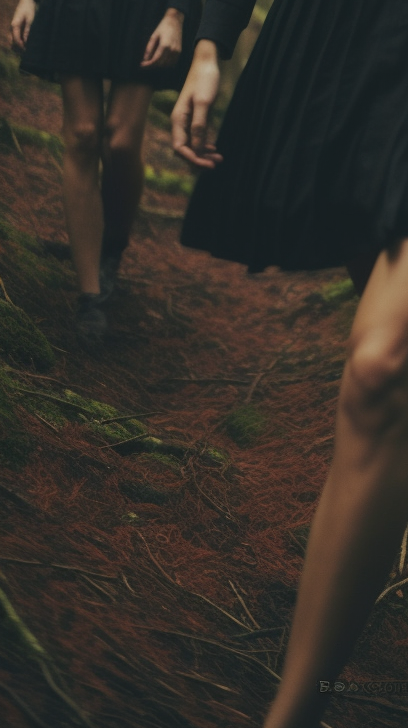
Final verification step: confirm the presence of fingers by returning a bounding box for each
[172,104,223,169]
[190,101,211,155]
[175,144,223,169]
[142,33,159,64]
[141,41,180,68]
[10,19,25,50]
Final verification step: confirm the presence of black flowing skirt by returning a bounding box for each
[20,0,201,90]
[182,0,408,270]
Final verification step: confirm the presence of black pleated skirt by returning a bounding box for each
[182,0,408,270]
[20,0,201,90]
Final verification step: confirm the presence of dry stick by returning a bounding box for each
[245,356,279,404]
[175,670,238,693]
[138,626,282,680]
[80,575,116,601]
[99,412,160,425]
[13,388,95,413]
[0,679,51,728]
[399,524,408,574]
[32,413,59,433]
[189,465,233,521]
[98,433,148,450]
[206,700,253,721]
[229,580,260,630]
[136,531,248,630]
[0,586,48,661]
[0,557,116,580]
[121,623,334,728]
[0,482,35,510]
[39,660,94,728]
[376,576,408,604]
[0,587,94,727]
[122,572,136,595]
[4,366,84,390]
[0,276,13,304]
[10,126,24,156]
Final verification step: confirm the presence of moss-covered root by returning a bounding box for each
[0,586,94,728]
[0,299,55,371]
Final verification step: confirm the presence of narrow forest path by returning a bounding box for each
[1,4,407,728]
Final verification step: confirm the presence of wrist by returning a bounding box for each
[165,8,185,22]
[194,39,220,63]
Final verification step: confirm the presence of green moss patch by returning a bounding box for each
[0,216,74,291]
[224,404,267,448]
[0,300,55,371]
[0,116,64,163]
[144,165,193,196]
[319,278,356,305]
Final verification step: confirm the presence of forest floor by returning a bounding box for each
[1,3,408,728]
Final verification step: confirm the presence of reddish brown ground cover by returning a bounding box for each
[1,3,408,727]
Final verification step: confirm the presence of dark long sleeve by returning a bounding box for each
[196,0,257,59]
[166,1,192,16]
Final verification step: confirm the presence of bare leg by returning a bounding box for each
[61,76,104,294]
[264,239,408,728]
[101,83,153,256]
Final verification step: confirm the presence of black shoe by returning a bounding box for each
[99,254,121,302]
[77,293,107,348]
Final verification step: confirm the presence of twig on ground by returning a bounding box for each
[32,413,59,432]
[244,357,279,404]
[0,277,13,304]
[80,575,116,601]
[0,557,116,580]
[136,531,248,630]
[189,465,234,521]
[229,580,260,630]
[175,671,238,693]
[39,660,94,728]
[399,524,408,574]
[0,679,51,728]
[0,586,48,661]
[13,388,93,413]
[98,433,148,450]
[99,412,160,425]
[121,573,136,595]
[0,586,94,727]
[376,576,408,604]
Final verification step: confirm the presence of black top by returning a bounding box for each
[196,0,257,58]
[168,0,194,15]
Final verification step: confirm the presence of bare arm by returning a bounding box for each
[10,0,36,51]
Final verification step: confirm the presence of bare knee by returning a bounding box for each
[64,121,101,159]
[104,117,143,161]
[341,331,408,433]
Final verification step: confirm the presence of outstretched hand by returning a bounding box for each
[171,40,224,169]
[141,9,184,69]
[10,0,36,51]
